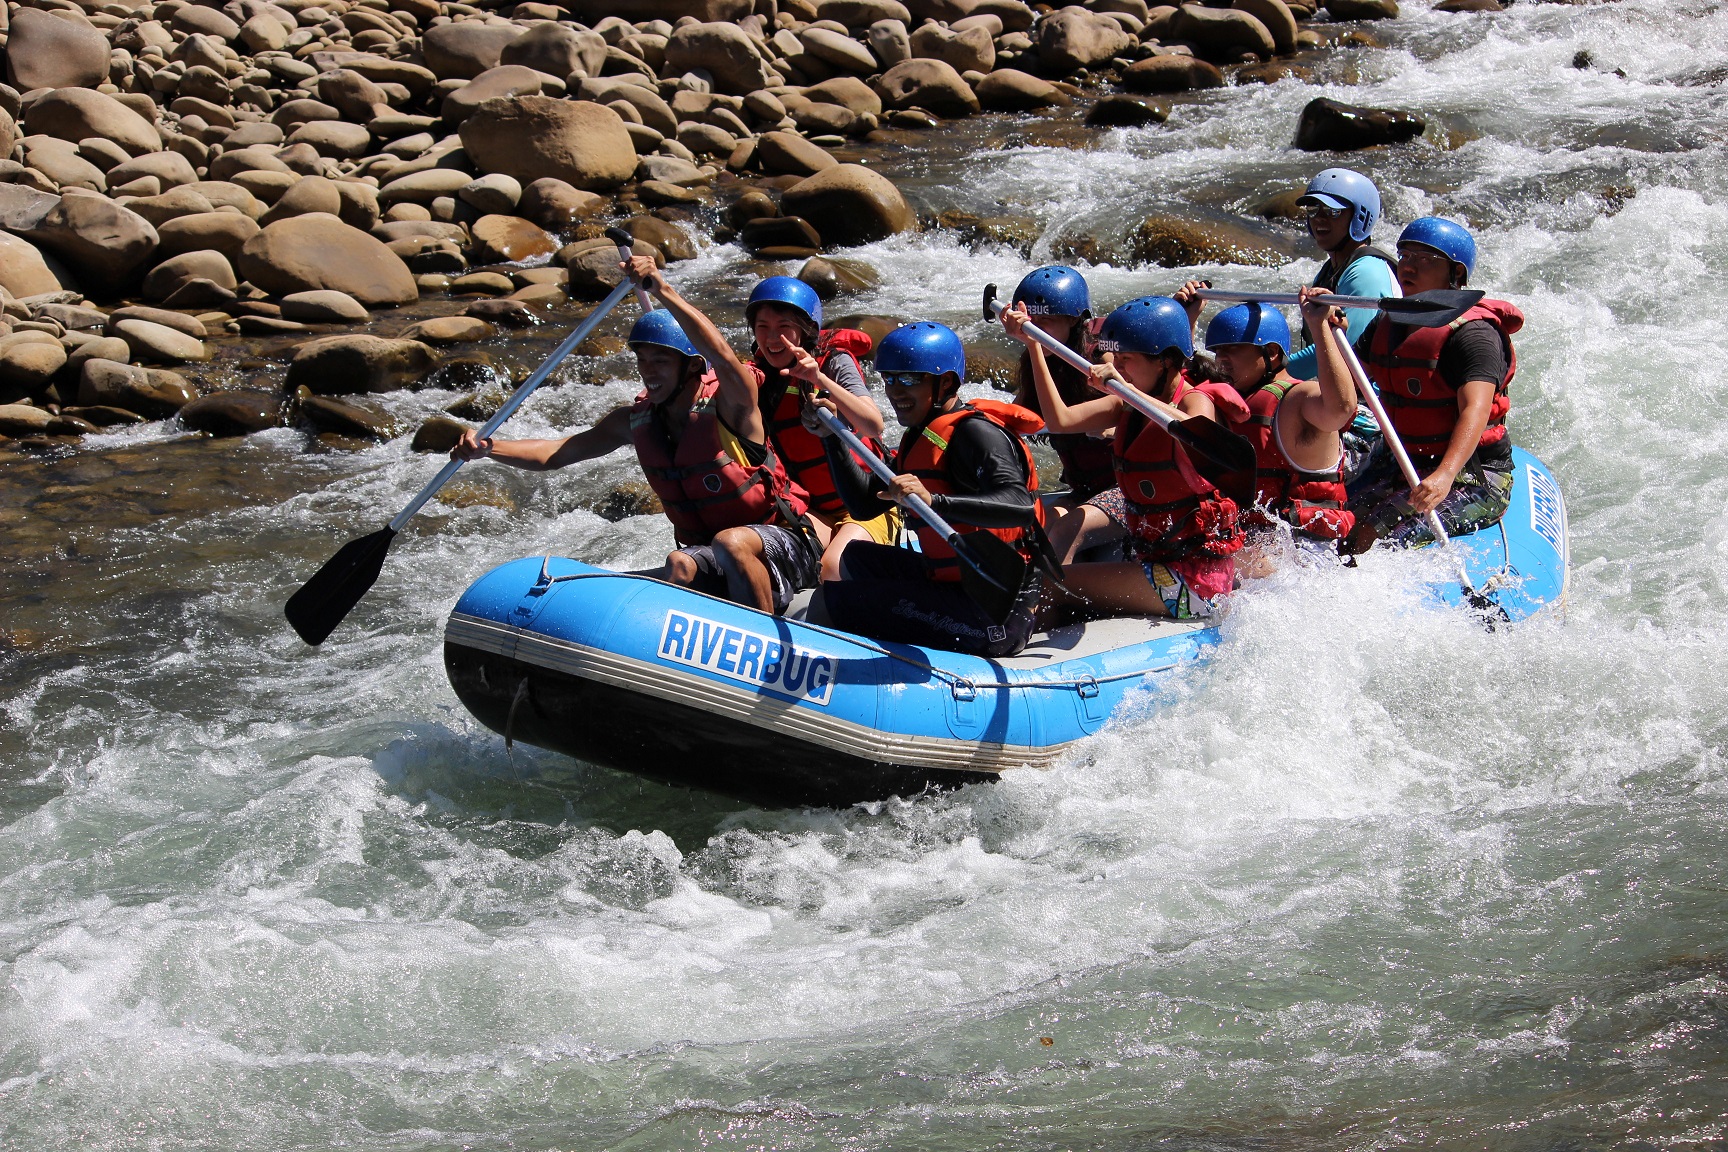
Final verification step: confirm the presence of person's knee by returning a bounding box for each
[665,550,698,584]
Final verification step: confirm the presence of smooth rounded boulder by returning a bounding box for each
[458,97,637,192]
[0,232,67,297]
[421,22,526,80]
[1122,53,1226,92]
[77,359,197,417]
[1294,98,1425,151]
[663,22,780,95]
[780,164,916,247]
[7,10,110,91]
[24,89,163,157]
[25,196,159,289]
[284,335,438,394]
[877,59,981,117]
[1037,7,1135,74]
[239,213,418,307]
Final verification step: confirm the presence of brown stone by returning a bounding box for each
[421,21,527,81]
[781,163,916,247]
[178,390,282,436]
[77,358,196,417]
[976,69,1067,111]
[24,195,159,291]
[1294,98,1425,151]
[1324,0,1397,17]
[7,10,109,92]
[663,22,780,95]
[469,215,558,263]
[1037,7,1134,74]
[1128,212,1293,267]
[285,335,438,395]
[142,251,236,304]
[0,232,65,298]
[25,89,162,157]
[239,214,418,307]
[757,130,840,177]
[459,97,638,193]
[400,316,495,345]
[877,59,980,117]
[1121,53,1227,92]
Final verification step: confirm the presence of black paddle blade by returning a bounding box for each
[1383,289,1485,328]
[953,530,1029,624]
[284,526,397,645]
[1168,413,1257,474]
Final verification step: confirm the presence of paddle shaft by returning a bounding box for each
[389,274,636,532]
[985,298,1190,434]
[1197,288,1388,311]
[813,406,964,543]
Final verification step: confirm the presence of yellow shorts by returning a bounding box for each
[836,508,901,546]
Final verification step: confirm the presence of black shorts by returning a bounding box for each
[676,523,819,613]
[824,541,1039,658]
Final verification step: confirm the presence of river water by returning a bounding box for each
[5,1,1728,1147]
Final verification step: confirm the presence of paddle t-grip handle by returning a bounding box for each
[606,226,655,312]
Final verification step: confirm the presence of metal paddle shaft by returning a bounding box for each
[1196,287,1485,329]
[285,235,643,646]
[1328,324,1485,600]
[811,406,1026,622]
[981,285,1256,505]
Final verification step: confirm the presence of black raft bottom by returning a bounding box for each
[445,644,997,809]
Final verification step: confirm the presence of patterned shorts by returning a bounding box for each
[677,523,819,613]
[1349,457,1515,546]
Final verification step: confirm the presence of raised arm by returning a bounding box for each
[1001,301,1120,434]
[1294,287,1358,433]
[622,254,767,442]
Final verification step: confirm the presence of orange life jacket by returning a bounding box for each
[1363,299,1522,461]
[1112,378,1243,562]
[630,369,808,547]
[894,398,1046,582]
[1222,376,1353,540]
[757,329,885,516]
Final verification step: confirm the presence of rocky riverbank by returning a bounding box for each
[0,0,1482,455]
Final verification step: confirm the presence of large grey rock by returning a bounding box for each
[240,213,418,307]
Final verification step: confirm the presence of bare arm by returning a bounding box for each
[1296,287,1358,433]
[783,346,886,439]
[1408,379,1495,513]
[1001,302,1121,434]
[449,406,633,471]
[623,254,765,442]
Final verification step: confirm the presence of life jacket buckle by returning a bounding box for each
[951,677,978,702]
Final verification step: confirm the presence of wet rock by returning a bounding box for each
[635,156,713,187]
[460,97,637,193]
[1085,94,1171,126]
[422,22,527,81]
[640,180,703,207]
[564,240,662,299]
[664,22,780,95]
[910,23,995,73]
[114,318,208,364]
[1323,0,1397,17]
[467,297,536,325]
[758,130,840,176]
[976,69,1067,111]
[25,89,161,157]
[25,195,159,290]
[1252,188,1307,219]
[1234,0,1299,55]
[239,214,418,307]
[517,177,606,231]
[400,316,496,345]
[798,255,880,298]
[449,271,517,295]
[7,10,109,92]
[285,334,438,395]
[618,215,698,262]
[1038,7,1135,74]
[0,402,53,436]
[142,251,236,304]
[298,394,398,440]
[178,390,282,436]
[77,358,196,416]
[1173,5,1276,61]
[741,215,824,253]
[1129,212,1291,267]
[280,290,370,323]
[878,59,981,117]
[1435,0,1501,9]
[1234,60,1310,84]
[61,405,147,427]
[1121,54,1227,92]
[590,480,664,522]
[1294,98,1425,151]
[726,189,780,228]
[470,215,559,263]
[781,164,916,247]
[411,414,469,453]
[0,232,66,298]
[0,333,66,394]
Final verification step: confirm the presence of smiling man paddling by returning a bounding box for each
[449,255,819,615]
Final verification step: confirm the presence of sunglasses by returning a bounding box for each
[1396,247,1450,265]
[1300,204,1350,220]
[881,372,931,390]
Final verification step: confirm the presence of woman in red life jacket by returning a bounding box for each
[812,322,1049,658]
[744,276,898,582]
[1008,265,1117,508]
[1337,216,1522,553]
[1003,295,1242,621]
[449,255,818,614]
[1178,286,1360,575]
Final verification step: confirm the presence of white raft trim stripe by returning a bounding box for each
[445,612,1076,775]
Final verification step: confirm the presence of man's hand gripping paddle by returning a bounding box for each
[284,228,646,646]
[811,407,1028,624]
[982,284,1256,509]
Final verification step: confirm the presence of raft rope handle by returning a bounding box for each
[528,567,1173,692]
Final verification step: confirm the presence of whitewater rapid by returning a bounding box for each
[5,0,1728,1147]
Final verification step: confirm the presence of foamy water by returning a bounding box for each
[5,1,1728,1147]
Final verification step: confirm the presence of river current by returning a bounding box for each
[5,1,1728,1147]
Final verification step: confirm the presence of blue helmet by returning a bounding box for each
[1096,297,1193,359]
[1012,264,1090,319]
[876,321,965,380]
[1299,167,1380,244]
[1399,216,1476,281]
[746,275,822,328]
[627,309,701,360]
[1205,303,1290,355]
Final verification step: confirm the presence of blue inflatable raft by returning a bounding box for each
[444,447,1569,807]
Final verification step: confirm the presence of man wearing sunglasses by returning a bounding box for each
[1285,168,1400,382]
[810,322,1050,658]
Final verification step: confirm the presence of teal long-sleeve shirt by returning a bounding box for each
[1285,254,1400,380]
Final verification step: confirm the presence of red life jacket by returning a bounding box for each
[629,369,808,547]
[894,398,1046,582]
[757,328,884,517]
[1211,375,1353,540]
[1018,345,1116,501]
[1363,299,1522,461]
[1112,378,1243,562]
